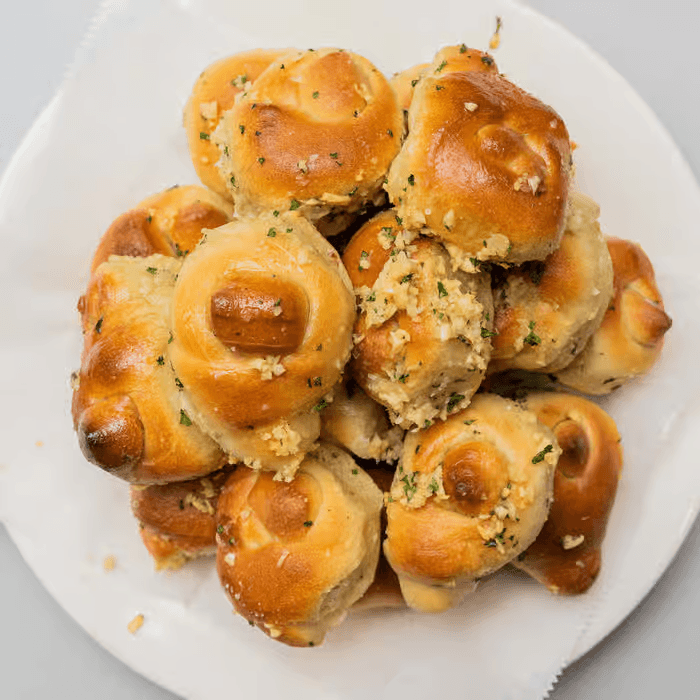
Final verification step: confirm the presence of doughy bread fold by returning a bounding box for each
[555,237,671,394]
[384,393,559,612]
[168,214,356,478]
[387,45,571,264]
[513,392,623,594]
[72,255,226,483]
[215,444,383,646]
[488,192,614,373]
[213,48,402,235]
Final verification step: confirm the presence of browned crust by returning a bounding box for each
[555,237,672,394]
[514,392,623,594]
[388,46,571,264]
[216,48,402,220]
[215,447,382,646]
[90,185,233,271]
[72,257,225,482]
[184,49,288,198]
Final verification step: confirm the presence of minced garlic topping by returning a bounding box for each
[199,100,218,121]
[561,534,585,550]
[250,355,286,380]
[260,421,303,457]
[127,614,144,634]
[199,478,216,499]
[358,250,422,327]
[184,491,215,515]
[444,236,511,269]
[389,328,411,352]
[390,463,447,508]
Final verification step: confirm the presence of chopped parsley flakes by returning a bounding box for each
[523,321,541,346]
[447,393,465,412]
[532,444,553,464]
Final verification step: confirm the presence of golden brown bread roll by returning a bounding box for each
[488,192,614,373]
[168,214,356,478]
[513,392,623,594]
[343,209,493,429]
[387,45,572,264]
[130,466,235,569]
[184,49,287,199]
[72,256,226,483]
[91,185,233,271]
[555,237,672,394]
[383,393,559,612]
[215,444,383,646]
[213,48,403,235]
[320,381,403,463]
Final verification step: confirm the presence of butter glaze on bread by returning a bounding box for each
[513,393,623,594]
[489,192,614,373]
[556,237,672,394]
[384,393,559,612]
[184,49,287,199]
[91,185,233,272]
[72,256,225,483]
[387,45,572,264]
[168,214,355,478]
[214,48,402,234]
[344,209,493,429]
[215,444,383,646]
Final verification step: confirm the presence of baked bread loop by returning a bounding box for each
[184,49,287,199]
[320,381,403,463]
[91,185,233,271]
[130,466,234,570]
[168,214,356,478]
[215,444,383,646]
[72,255,226,483]
[343,209,493,430]
[213,48,403,235]
[556,237,672,394]
[387,45,571,264]
[488,192,614,373]
[383,393,559,612]
[513,392,623,594]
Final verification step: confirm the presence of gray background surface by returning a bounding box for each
[1,0,698,697]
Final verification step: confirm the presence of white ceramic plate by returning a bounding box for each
[1,0,699,698]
